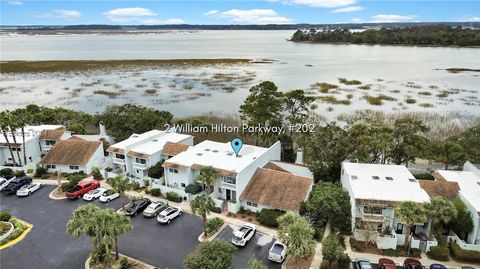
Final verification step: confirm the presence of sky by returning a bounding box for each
[1,0,479,25]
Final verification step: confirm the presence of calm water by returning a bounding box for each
[1,30,479,117]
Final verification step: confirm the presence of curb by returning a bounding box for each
[0,219,33,250]
[49,186,67,200]
[85,252,156,269]
[198,223,227,242]
[0,221,14,241]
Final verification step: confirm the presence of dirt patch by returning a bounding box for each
[286,249,315,269]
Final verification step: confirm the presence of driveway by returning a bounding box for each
[0,185,203,269]
[216,224,282,269]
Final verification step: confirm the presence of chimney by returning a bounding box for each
[295,149,304,165]
[99,121,107,136]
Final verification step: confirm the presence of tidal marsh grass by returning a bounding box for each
[338,78,362,85]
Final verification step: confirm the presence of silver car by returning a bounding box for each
[143,201,168,217]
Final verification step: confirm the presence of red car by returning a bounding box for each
[404,258,423,269]
[379,258,396,269]
[65,180,100,199]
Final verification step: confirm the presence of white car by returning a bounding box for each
[231,224,256,247]
[268,240,287,263]
[99,189,120,203]
[16,182,43,197]
[0,176,15,191]
[157,206,182,224]
[83,188,107,201]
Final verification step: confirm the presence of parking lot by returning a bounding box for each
[0,185,281,269]
[216,224,282,269]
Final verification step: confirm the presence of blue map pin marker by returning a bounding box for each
[231,137,243,157]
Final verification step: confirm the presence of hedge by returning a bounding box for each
[165,192,182,203]
[0,211,11,222]
[212,207,222,214]
[206,217,224,234]
[150,188,161,197]
[427,245,449,261]
[0,168,13,177]
[34,167,48,178]
[184,183,202,195]
[258,209,285,227]
[450,243,480,263]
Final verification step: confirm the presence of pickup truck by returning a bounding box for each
[65,180,100,199]
[2,176,32,194]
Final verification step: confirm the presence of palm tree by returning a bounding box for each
[0,111,17,165]
[107,176,132,211]
[13,109,32,165]
[424,197,457,240]
[8,113,23,165]
[277,213,315,266]
[196,166,219,194]
[190,192,215,237]
[395,201,426,254]
[67,205,132,265]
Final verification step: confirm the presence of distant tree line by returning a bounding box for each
[291,25,480,47]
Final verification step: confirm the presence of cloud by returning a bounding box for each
[204,9,293,24]
[7,1,24,5]
[331,6,363,13]
[36,10,81,19]
[371,14,418,23]
[103,7,184,24]
[204,10,220,16]
[464,16,480,22]
[275,0,357,8]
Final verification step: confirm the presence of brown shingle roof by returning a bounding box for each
[191,163,237,177]
[106,146,124,154]
[39,140,102,166]
[263,161,290,173]
[40,127,65,140]
[419,180,460,199]
[67,136,85,141]
[127,151,150,159]
[240,168,313,212]
[162,162,189,169]
[163,142,190,157]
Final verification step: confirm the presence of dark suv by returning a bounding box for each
[2,176,33,194]
[125,198,151,217]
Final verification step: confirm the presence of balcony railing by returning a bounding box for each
[112,157,125,164]
[356,208,386,223]
[132,162,147,169]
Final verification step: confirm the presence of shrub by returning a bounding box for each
[165,192,182,203]
[427,245,449,261]
[147,161,164,179]
[0,211,12,222]
[26,169,34,174]
[143,179,150,187]
[67,174,84,184]
[258,209,285,227]
[131,181,141,190]
[206,217,224,234]
[150,188,161,197]
[15,170,25,177]
[120,257,131,269]
[212,207,222,214]
[0,168,13,177]
[60,182,75,192]
[41,174,49,179]
[185,183,202,195]
[92,167,102,180]
[414,173,434,180]
[450,243,480,263]
[34,167,48,178]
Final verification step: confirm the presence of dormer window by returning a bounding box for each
[372,176,380,180]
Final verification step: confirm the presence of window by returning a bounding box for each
[46,140,56,146]
[135,158,146,164]
[364,206,383,214]
[181,183,186,187]
[115,154,125,159]
[372,176,380,180]
[222,176,236,185]
[47,165,56,169]
[246,201,257,207]
[395,223,404,234]
[169,168,178,174]
[408,178,417,182]
[69,165,79,170]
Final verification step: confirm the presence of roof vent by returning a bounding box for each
[212,150,219,153]
[351,175,358,180]
[152,139,158,142]
[386,177,393,181]
[196,153,203,156]
[409,178,417,182]
[227,153,234,156]
[372,176,380,180]
[204,149,211,151]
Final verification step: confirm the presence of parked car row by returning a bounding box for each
[354,258,454,269]
[124,197,182,224]
[0,176,42,197]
